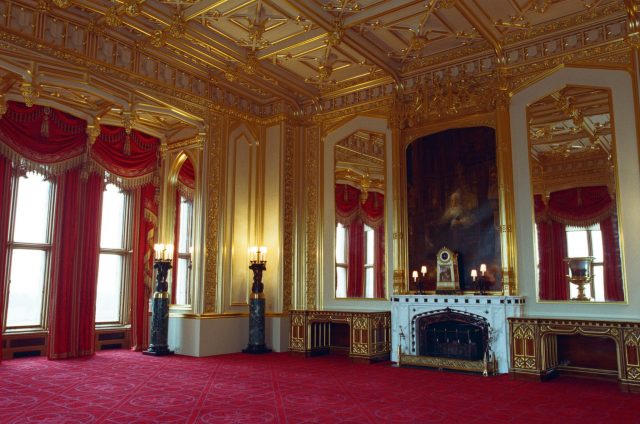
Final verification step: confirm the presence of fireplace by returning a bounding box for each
[391,294,526,373]
[416,308,489,361]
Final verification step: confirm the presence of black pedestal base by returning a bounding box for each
[142,346,175,356]
[242,344,272,354]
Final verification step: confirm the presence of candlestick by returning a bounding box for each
[412,270,418,282]
[420,265,427,276]
[480,263,487,276]
[471,269,477,281]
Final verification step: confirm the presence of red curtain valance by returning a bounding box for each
[335,183,384,228]
[178,158,195,189]
[534,186,613,227]
[0,101,86,173]
[91,125,159,187]
[0,101,160,188]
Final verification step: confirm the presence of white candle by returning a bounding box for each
[165,244,174,260]
[249,246,258,262]
[412,270,418,282]
[480,264,487,276]
[471,269,477,281]
[259,246,267,262]
[154,243,164,260]
[421,265,427,276]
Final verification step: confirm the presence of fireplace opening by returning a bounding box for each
[415,308,489,361]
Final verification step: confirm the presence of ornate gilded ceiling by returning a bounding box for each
[0,0,633,138]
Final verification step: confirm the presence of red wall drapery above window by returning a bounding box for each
[535,186,614,227]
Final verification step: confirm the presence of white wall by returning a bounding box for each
[510,66,640,319]
[322,116,393,311]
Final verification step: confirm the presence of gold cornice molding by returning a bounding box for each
[0,29,291,124]
[509,41,632,95]
[503,2,626,46]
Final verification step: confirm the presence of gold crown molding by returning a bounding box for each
[282,123,295,311]
[509,40,632,94]
[313,98,393,126]
[503,2,626,46]
[0,29,292,123]
[304,125,320,310]
[166,134,204,152]
[403,40,493,74]
[204,115,222,314]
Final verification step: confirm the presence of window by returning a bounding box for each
[335,223,347,298]
[175,195,193,305]
[4,172,54,330]
[95,184,131,324]
[566,224,604,301]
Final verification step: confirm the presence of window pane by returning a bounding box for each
[335,223,346,263]
[365,267,374,298]
[100,184,125,249]
[336,267,347,298]
[566,230,589,257]
[365,225,374,265]
[13,173,51,244]
[176,258,190,305]
[593,265,604,302]
[95,254,123,323]
[591,228,603,262]
[6,249,47,327]
[178,197,193,254]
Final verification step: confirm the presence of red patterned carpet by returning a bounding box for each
[0,350,638,424]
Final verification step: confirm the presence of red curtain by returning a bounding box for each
[335,184,361,225]
[347,219,365,297]
[0,156,12,363]
[130,184,157,351]
[48,169,82,359]
[536,220,568,300]
[76,175,104,356]
[602,216,624,301]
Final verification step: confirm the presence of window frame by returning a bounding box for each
[3,171,56,333]
[335,222,348,298]
[174,194,194,305]
[95,184,133,327]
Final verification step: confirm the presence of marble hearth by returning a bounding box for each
[391,295,526,374]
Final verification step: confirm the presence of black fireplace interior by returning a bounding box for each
[416,308,489,361]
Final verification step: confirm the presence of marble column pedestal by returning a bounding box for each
[243,294,271,354]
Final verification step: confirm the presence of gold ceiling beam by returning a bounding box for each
[285,0,400,84]
[342,0,425,29]
[454,1,504,60]
[182,0,234,21]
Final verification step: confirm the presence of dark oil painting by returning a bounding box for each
[406,127,501,292]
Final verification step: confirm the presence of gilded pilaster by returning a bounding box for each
[282,123,295,311]
[204,114,224,314]
[391,125,407,295]
[495,88,518,296]
[304,125,320,310]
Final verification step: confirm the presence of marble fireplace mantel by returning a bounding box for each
[391,295,526,374]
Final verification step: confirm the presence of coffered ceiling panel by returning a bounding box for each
[0,0,626,108]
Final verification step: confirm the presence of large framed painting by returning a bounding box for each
[406,127,501,293]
